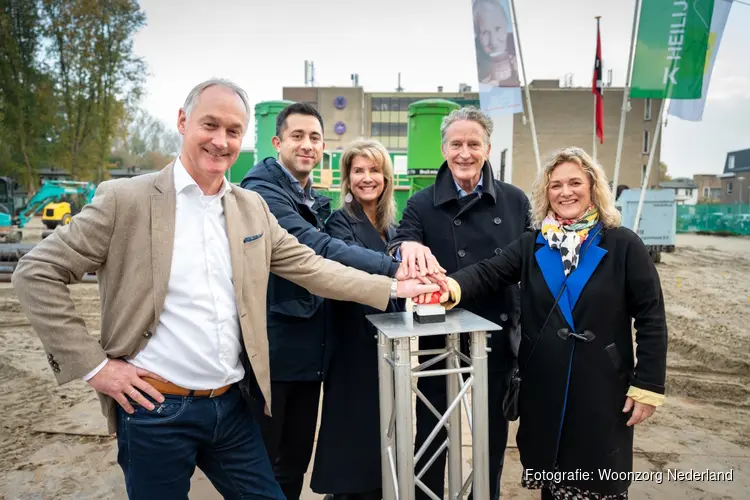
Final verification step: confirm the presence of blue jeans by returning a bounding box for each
[116,385,284,499]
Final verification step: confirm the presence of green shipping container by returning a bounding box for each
[255,100,294,163]
[407,99,459,196]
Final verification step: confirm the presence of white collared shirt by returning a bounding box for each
[85,157,244,389]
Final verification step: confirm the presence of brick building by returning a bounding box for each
[693,174,722,203]
[512,80,661,194]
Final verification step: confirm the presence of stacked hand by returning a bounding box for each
[394,242,450,301]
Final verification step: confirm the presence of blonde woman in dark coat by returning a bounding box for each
[311,139,402,500]
[421,147,668,499]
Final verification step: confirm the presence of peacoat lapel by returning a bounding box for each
[150,163,177,331]
[348,204,389,252]
[534,226,607,332]
[534,234,575,331]
[565,228,607,312]
[222,189,244,307]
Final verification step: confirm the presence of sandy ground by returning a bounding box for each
[0,231,748,499]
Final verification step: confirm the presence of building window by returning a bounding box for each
[644,98,652,120]
[372,98,394,111]
[642,165,647,185]
[727,182,733,194]
[728,155,735,169]
[371,123,385,136]
[371,122,407,138]
[642,130,650,154]
[387,98,410,112]
[703,187,709,198]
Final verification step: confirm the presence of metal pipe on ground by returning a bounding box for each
[0,243,36,262]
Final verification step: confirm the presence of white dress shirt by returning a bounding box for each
[84,158,245,389]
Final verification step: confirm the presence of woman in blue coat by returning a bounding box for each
[426,147,668,499]
[311,139,402,500]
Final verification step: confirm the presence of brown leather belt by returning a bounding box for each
[142,377,231,398]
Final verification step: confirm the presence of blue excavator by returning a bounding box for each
[0,177,96,243]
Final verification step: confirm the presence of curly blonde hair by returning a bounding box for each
[529,147,621,229]
[339,138,397,234]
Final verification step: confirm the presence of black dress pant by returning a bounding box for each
[254,381,322,500]
[414,335,512,500]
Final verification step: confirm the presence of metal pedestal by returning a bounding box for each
[367,309,502,500]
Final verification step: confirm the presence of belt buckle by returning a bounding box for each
[209,388,217,398]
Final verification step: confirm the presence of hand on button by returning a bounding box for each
[397,241,447,278]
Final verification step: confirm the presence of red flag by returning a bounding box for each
[592,18,604,144]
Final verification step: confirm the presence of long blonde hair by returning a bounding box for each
[530,147,621,229]
[339,138,397,234]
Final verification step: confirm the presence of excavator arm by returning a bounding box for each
[15,181,96,228]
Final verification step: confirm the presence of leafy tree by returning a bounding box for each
[0,0,56,191]
[659,161,671,182]
[41,0,146,180]
[109,107,180,171]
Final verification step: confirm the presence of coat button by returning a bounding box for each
[458,250,466,258]
[495,248,503,255]
[493,217,502,225]
[143,331,152,339]
[500,313,508,321]
[454,219,462,226]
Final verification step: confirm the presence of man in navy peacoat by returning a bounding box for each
[387,107,531,500]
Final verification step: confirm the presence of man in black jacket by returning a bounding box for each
[388,107,531,500]
[240,103,421,500]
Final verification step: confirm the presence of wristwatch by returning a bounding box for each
[390,278,398,299]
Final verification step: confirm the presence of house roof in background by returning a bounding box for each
[723,148,750,174]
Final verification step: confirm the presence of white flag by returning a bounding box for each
[668,0,733,121]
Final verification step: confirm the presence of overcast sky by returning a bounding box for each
[133,0,750,178]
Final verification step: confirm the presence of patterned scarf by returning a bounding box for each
[541,204,599,276]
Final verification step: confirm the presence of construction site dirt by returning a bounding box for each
[0,229,748,499]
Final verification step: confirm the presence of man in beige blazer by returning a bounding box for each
[11,79,438,500]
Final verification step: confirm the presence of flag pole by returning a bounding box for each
[593,16,601,164]
[510,0,542,173]
[612,0,641,192]
[592,94,598,163]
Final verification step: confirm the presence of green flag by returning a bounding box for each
[630,0,714,99]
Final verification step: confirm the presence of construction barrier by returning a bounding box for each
[676,204,750,236]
